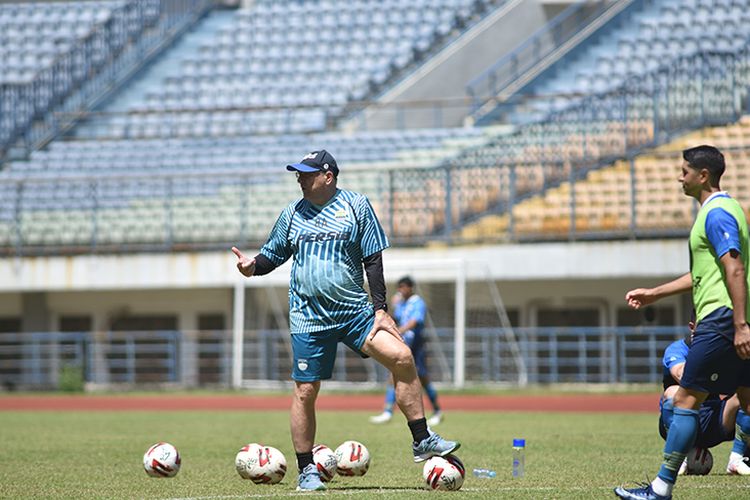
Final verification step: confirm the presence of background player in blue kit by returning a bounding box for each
[232,150,459,491]
[615,145,750,500]
[370,276,443,426]
[658,317,750,475]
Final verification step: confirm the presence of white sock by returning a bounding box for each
[651,477,673,497]
[729,451,744,464]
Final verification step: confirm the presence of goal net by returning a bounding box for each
[233,257,528,388]
[381,258,527,388]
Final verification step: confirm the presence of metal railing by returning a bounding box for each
[0,326,684,389]
[1,48,750,254]
[0,0,213,160]
[437,48,750,241]
[1,1,151,155]
[466,0,639,118]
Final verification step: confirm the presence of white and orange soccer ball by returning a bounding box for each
[143,442,181,478]
[334,440,370,476]
[685,447,713,475]
[422,454,465,491]
[235,443,287,484]
[312,444,338,482]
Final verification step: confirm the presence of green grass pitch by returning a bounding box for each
[1,409,750,499]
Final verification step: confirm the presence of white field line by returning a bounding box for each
[166,483,750,500]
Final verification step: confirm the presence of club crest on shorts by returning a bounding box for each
[297,359,309,371]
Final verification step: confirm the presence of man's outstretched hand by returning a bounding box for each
[231,246,256,277]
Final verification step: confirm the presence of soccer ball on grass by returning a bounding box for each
[143,442,181,478]
[335,440,370,476]
[423,454,465,491]
[312,444,338,482]
[685,447,713,475]
[235,443,287,484]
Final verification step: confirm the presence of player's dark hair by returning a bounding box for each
[397,276,415,288]
[682,145,725,186]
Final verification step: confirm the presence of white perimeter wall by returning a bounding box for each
[0,239,690,331]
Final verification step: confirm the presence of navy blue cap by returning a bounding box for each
[286,150,339,176]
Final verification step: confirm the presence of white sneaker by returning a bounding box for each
[427,411,443,427]
[369,411,393,424]
[727,457,750,476]
[677,457,688,476]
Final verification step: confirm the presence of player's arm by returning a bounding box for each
[231,247,277,277]
[720,250,750,359]
[232,208,293,277]
[364,252,387,313]
[669,363,685,384]
[399,298,426,334]
[363,252,402,342]
[625,273,692,309]
[706,208,750,359]
[663,340,688,384]
[390,291,403,309]
[355,195,397,340]
[399,318,419,335]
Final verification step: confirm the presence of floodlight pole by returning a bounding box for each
[453,259,466,388]
[232,281,246,389]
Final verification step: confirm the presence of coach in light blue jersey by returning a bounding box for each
[232,150,459,492]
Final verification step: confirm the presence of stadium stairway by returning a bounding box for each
[1,1,212,163]
[473,0,750,127]
[340,0,549,131]
[77,9,237,130]
[77,0,511,140]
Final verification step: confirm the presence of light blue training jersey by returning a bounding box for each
[394,294,427,336]
[662,339,688,376]
[260,189,389,334]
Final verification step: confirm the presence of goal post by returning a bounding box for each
[231,257,528,388]
[383,257,528,388]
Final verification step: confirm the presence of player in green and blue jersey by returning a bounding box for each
[616,145,750,500]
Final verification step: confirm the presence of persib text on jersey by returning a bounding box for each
[296,231,351,243]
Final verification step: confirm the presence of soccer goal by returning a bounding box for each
[383,257,528,388]
[231,257,528,388]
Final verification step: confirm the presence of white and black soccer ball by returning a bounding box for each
[312,444,338,482]
[423,454,465,491]
[235,443,287,484]
[334,440,370,476]
[685,447,713,475]
[143,442,181,478]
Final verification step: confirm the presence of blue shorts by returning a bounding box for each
[402,330,428,378]
[681,307,750,395]
[290,312,374,382]
[659,396,734,449]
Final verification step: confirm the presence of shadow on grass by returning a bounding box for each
[330,486,425,491]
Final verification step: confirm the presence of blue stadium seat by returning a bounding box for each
[81,0,489,138]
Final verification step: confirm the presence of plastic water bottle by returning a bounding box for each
[512,438,525,478]
[472,468,496,478]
